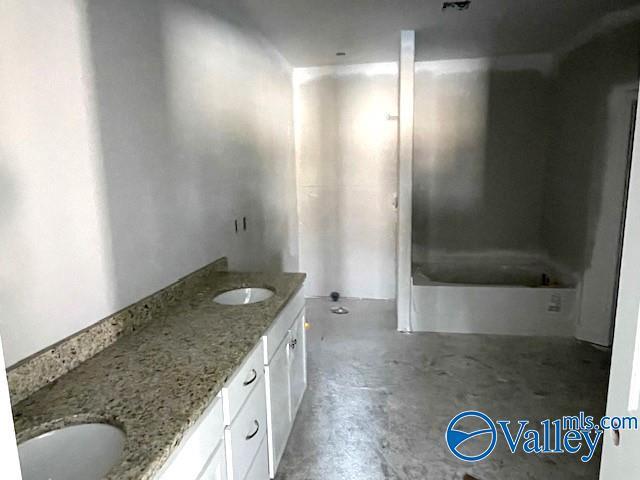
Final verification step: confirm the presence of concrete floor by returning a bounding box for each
[276,298,611,480]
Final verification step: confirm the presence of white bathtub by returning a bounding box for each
[410,262,577,337]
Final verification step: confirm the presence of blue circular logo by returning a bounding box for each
[446,410,497,462]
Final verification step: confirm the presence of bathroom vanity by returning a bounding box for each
[10,261,306,480]
[156,288,306,480]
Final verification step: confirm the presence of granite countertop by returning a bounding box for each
[12,271,305,480]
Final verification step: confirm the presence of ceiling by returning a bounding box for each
[225,0,640,67]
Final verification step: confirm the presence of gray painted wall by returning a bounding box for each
[412,55,555,262]
[543,22,640,344]
[0,0,298,366]
[543,23,640,272]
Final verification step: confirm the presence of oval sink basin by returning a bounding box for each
[213,287,274,305]
[18,423,125,480]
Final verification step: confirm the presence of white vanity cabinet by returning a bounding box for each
[198,442,227,480]
[155,394,226,480]
[222,343,268,480]
[156,343,268,480]
[155,286,305,480]
[262,288,307,478]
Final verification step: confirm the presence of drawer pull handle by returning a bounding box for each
[246,420,260,440]
[289,338,298,350]
[243,368,258,386]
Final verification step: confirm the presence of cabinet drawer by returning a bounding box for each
[222,343,264,425]
[198,441,227,480]
[263,288,304,365]
[225,376,268,480]
[157,396,224,480]
[244,435,269,480]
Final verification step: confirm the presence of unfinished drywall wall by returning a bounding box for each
[294,63,398,299]
[0,0,298,366]
[87,0,299,300]
[412,55,555,263]
[543,22,640,345]
[0,0,115,367]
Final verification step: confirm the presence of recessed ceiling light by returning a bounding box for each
[336,52,347,56]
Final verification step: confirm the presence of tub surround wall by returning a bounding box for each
[410,27,640,344]
[0,0,298,367]
[409,54,572,337]
[412,54,555,263]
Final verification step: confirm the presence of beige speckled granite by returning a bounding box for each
[7,258,229,405]
[12,269,305,480]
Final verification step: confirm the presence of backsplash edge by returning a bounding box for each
[6,257,229,405]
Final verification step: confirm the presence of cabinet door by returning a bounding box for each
[157,397,225,480]
[266,337,291,477]
[198,442,227,480]
[244,436,269,480]
[288,312,307,419]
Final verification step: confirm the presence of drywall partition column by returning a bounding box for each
[397,31,415,332]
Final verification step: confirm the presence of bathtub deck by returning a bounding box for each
[276,298,610,480]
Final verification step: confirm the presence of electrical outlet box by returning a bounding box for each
[547,294,562,313]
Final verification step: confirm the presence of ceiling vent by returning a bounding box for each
[442,1,471,11]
